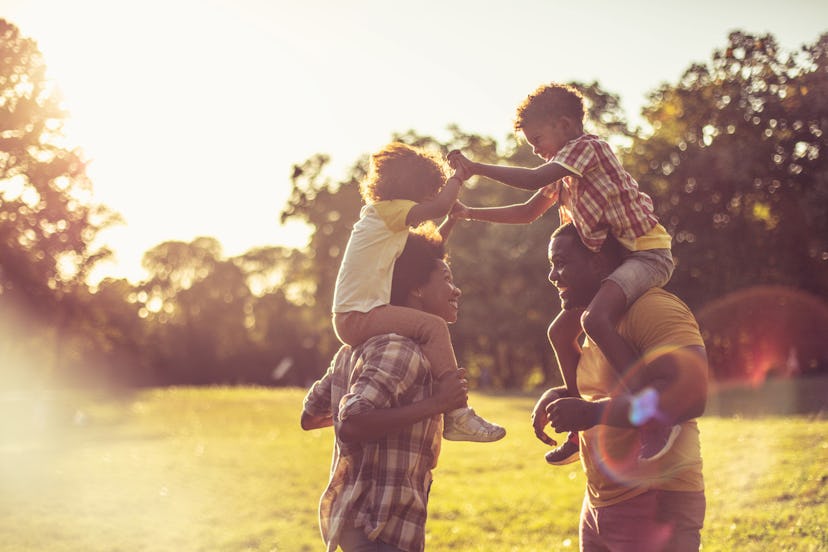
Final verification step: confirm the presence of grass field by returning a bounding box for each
[1,385,827,551]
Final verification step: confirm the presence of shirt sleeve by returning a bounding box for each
[302,349,343,418]
[373,200,418,232]
[623,291,706,354]
[552,138,597,177]
[338,336,425,421]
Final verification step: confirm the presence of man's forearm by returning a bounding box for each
[591,392,695,429]
[548,345,709,432]
[592,346,709,429]
[301,411,333,430]
[338,397,443,443]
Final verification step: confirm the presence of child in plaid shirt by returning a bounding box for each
[448,83,679,464]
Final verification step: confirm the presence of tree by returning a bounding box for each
[280,154,364,357]
[0,19,117,387]
[630,31,828,307]
[138,237,253,384]
[627,31,828,380]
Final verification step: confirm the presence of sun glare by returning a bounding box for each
[9,0,318,283]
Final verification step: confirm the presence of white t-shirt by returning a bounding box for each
[332,200,416,313]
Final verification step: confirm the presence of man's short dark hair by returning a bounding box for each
[390,223,446,306]
[550,221,582,243]
[551,222,623,265]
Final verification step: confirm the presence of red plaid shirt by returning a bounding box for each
[303,334,442,552]
[544,134,662,252]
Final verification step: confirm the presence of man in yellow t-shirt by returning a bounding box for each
[532,223,708,551]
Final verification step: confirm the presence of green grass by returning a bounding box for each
[1,387,826,551]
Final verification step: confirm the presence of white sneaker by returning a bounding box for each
[443,407,506,442]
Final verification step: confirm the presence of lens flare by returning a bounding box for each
[581,346,707,486]
[696,285,828,385]
[629,387,659,426]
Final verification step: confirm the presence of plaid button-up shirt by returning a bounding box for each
[544,134,663,252]
[303,334,442,552]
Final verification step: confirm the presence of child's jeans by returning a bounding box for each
[605,248,674,306]
[333,305,457,377]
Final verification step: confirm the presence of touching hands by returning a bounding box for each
[545,397,602,433]
[447,150,476,178]
[451,159,473,184]
[544,180,562,203]
[449,201,470,220]
[433,367,469,412]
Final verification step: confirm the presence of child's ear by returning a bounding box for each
[559,116,576,132]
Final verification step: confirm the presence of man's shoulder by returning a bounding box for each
[352,333,428,367]
[624,288,704,348]
[359,332,422,349]
[629,288,693,318]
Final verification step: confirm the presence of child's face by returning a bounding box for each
[522,117,577,162]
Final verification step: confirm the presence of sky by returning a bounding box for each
[1,0,826,283]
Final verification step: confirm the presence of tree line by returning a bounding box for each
[1,20,826,391]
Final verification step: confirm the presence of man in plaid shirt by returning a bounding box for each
[301,228,468,552]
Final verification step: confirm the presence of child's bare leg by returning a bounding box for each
[581,281,681,461]
[416,318,505,442]
[544,309,584,465]
[362,306,505,443]
[335,306,504,442]
[580,280,639,388]
[547,308,584,399]
[412,318,505,442]
[335,306,459,377]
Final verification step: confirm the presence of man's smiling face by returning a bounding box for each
[547,233,604,310]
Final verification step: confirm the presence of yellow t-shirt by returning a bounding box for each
[616,222,672,251]
[577,288,706,507]
[332,200,417,313]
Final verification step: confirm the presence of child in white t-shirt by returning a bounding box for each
[332,142,505,442]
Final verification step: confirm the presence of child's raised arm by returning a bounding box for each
[437,204,460,240]
[457,185,559,225]
[405,170,467,227]
[448,149,573,191]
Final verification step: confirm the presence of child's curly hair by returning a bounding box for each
[360,142,447,204]
[514,83,585,131]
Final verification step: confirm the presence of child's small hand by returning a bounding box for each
[449,201,470,220]
[447,149,475,175]
[452,163,472,183]
[542,181,561,203]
